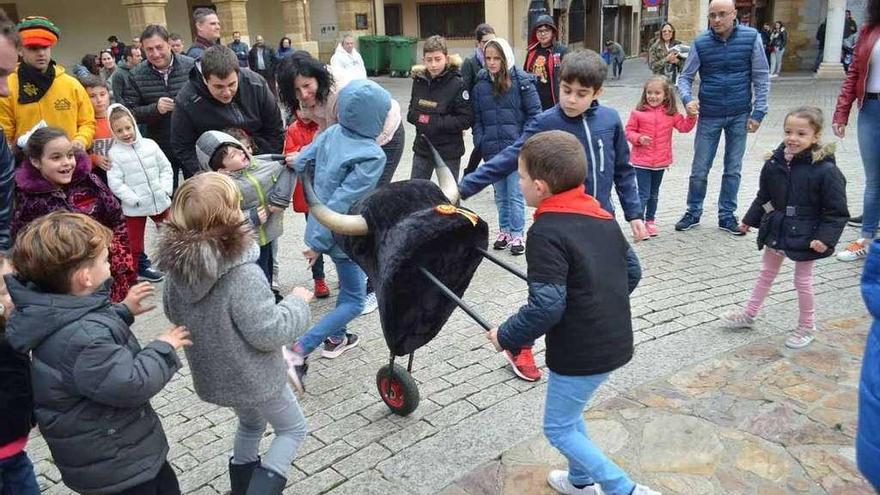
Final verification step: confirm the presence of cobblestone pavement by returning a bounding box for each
[446,314,873,495]
[30,60,870,494]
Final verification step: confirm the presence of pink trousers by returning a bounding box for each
[745,249,815,329]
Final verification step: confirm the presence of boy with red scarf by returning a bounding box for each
[487,130,657,495]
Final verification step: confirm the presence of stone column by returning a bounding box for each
[374,0,386,35]
[280,0,320,58]
[816,0,846,78]
[485,0,511,42]
[213,0,249,45]
[667,0,705,44]
[122,0,168,40]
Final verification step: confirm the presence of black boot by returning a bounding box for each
[229,458,260,495]
[245,466,287,495]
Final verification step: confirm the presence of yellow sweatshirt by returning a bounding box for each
[0,64,96,149]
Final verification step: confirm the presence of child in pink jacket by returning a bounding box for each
[625,76,697,236]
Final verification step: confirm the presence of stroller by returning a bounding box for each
[301,137,526,415]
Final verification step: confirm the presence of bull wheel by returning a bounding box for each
[376,363,420,416]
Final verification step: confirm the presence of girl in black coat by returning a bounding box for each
[722,107,849,349]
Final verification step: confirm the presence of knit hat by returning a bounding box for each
[195,130,247,171]
[18,16,59,48]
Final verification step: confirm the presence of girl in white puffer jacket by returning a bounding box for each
[107,103,173,275]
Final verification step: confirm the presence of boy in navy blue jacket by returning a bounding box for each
[462,49,646,381]
[488,131,658,495]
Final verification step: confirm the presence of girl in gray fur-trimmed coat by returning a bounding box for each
[157,172,313,495]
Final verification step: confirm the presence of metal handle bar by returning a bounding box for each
[418,266,493,331]
[475,247,528,282]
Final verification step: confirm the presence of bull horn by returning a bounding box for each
[423,136,460,205]
[300,164,370,236]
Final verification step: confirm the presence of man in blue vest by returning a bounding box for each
[674,0,770,235]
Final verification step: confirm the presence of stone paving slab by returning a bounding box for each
[447,314,873,495]
[28,59,871,494]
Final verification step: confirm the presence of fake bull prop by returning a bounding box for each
[301,138,527,415]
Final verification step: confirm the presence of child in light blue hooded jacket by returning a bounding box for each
[284,79,391,392]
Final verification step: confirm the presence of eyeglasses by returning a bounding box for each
[536,27,553,34]
[707,11,733,20]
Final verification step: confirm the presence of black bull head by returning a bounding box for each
[302,139,489,356]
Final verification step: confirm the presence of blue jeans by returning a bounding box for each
[686,113,749,220]
[544,371,635,495]
[634,168,665,221]
[297,256,366,354]
[493,170,525,237]
[860,99,880,239]
[0,451,40,495]
[257,243,274,287]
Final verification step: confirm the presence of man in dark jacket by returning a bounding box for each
[248,35,277,96]
[524,14,567,110]
[110,45,141,104]
[185,7,221,60]
[5,211,190,495]
[228,30,249,68]
[172,45,284,178]
[122,24,195,190]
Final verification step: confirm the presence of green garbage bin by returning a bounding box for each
[389,36,418,78]
[359,35,381,75]
[375,35,390,75]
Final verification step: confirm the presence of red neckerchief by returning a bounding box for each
[534,186,613,220]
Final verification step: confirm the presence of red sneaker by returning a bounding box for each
[314,278,331,299]
[504,347,542,382]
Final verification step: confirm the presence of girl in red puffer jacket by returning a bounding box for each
[625,76,697,237]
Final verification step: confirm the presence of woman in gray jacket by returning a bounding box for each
[158,172,313,495]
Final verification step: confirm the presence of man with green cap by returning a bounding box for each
[0,16,95,151]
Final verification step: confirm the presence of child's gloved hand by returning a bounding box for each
[810,240,828,253]
[487,328,503,352]
[637,135,652,146]
[157,325,192,351]
[290,286,314,303]
[123,282,157,316]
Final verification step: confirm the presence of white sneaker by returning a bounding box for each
[720,309,755,329]
[632,485,662,495]
[785,326,815,349]
[360,292,378,315]
[546,470,602,495]
[837,238,869,262]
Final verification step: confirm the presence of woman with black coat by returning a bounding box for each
[721,107,849,350]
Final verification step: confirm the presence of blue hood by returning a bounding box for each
[863,240,880,319]
[337,79,391,140]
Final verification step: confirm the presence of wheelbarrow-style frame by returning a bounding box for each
[293,138,525,415]
[376,247,527,416]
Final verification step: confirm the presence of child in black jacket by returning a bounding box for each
[407,35,473,181]
[487,131,659,495]
[723,106,848,349]
[0,253,39,495]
